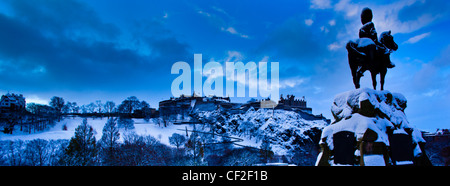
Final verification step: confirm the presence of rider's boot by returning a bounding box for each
[385,54,395,68]
[382,48,395,68]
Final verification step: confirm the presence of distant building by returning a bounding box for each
[240,94,308,111]
[276,94,312,114]
[159,93,233,117]
[239,94,327,122]
[422,129,450,143]
[0,93,26,112]
[279,94,307,108]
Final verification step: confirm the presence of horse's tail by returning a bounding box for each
[346,40,366,58]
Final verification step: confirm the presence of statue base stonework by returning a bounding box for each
[316,88,431,166]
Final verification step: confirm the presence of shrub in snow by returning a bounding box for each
[62,124,68,131]
[169,133,186,150]
[118,117,135,130]
[62,118,98,166]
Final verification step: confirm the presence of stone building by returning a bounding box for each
[0,93,26,112]
[159,93,233,118]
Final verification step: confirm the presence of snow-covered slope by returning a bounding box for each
[195,108,329,155]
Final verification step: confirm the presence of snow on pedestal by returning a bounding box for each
[316,88,427,166]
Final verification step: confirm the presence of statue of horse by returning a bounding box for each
[346,31,398,90]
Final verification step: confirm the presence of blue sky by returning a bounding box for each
[0,0,449,131]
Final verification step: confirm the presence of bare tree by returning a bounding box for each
[118,96,140,117]
[50,96,64,121]
[104,101,116,118]
[96,100,103,114]
[169,133,186,150]
[5,140,25,166]
[86,102,96,114]
[99,118,120,165]
[25,139,49,166]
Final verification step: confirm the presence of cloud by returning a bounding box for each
[310,0,332,9]
[376,12,438,35]
[320,26,329,33]
[318,0,448,62]
[222,27,249,38]
[257,18,327,63]
[403,32,431,44]
[0,0,191,92]
[224,51,244,62]
[334,0,360,17]
[5,0,120,40]
[423,89,440,97]
[328,19,336,26]
[304,19,314,26]
[279,77,308,89]
[333,0,444,35]
[197,7,249,39]
[212,6,231,18]
[412,45,450,95]
[197,10,212,17]
[404,45,450,130]
[327,42,341,51]
[26,95,49,105]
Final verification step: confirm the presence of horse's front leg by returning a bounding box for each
[380,69,387,90]
[349,54,361,89]
[354,74,361,89]
[371,70,378,90]
[353,67,361,89]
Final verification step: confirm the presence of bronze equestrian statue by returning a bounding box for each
[346,7,398,90]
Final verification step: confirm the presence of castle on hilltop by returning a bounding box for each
[159,93,327,122]
[159,92,237,118]
[277,94,310,112]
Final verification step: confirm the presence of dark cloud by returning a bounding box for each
[254,17,336,80]
[258,18,327,61]
[0,0,190,92]
[412,45,450,92]
[398,0,450,23]
[0,14,48,57]
[5,0,120,40]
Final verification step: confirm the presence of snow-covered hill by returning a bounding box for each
[195,108,330,155]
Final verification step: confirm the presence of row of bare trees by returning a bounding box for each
[55,96,155,119]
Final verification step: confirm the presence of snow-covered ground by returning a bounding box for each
[0,108,329,156]
[0,117,261,149]
[0,117,192,147]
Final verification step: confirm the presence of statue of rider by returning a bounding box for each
[357,7,395,76]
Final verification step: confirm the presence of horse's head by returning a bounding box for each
[380,30,398,51]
